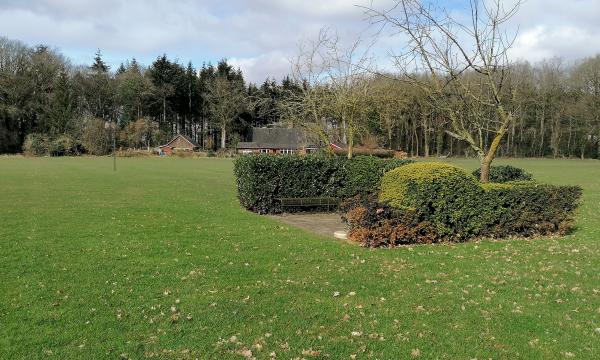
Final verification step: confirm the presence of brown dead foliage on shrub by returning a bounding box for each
[341,195,442,247]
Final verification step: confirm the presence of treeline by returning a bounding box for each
[1,35,600,158]
[0,36,292,154]
[360,57,600,159]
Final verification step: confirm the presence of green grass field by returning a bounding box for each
[1,157,599,359]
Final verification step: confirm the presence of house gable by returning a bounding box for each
[160,134,199,149]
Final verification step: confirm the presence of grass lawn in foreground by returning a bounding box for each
[0,156,599,359]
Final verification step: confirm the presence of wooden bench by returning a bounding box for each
[276,197,339,211]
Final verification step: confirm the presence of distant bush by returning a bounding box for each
[233,155,413,214]
[23,133,49,156]
[81,118,111,155]
[472,165,532,183]
[332,147,395,158]
[172,150,208,158]
[214,149,237,158]
[343,162,583,246]
[115,149,153,157]
[49,134,80,156]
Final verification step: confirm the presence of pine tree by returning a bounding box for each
[91,49,109,73]
[116,62,126,76]
[49,69,75,136]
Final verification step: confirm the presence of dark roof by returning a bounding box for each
[236,128,318,150]
[160,134,200,148]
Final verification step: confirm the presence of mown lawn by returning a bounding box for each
[0,156,599,359]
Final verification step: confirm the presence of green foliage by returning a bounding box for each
[49,134,79,156]
[22,133,49,156]
[380,162,482,238]
[234,155,343,214]
[472,165,533,183]
[478,181,582,237]
[337,156,413,199]
[376,162,581,242]
[24,133,81,157]
[233,155,413,214]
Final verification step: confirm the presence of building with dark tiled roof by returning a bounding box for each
[236,128,319,155]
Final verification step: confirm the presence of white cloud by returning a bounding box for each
[510,25,599,63]
[507,0,600,62]
[229,52,291,83]
[0,0,599,81]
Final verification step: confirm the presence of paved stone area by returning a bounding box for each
[269,212,348,239]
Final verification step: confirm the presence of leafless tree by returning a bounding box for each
[363,0,523,182]
[283,30,336,152]
[205,76,247,149]
[286,29,375,158]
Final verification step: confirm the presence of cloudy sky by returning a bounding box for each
[1,0,600,83]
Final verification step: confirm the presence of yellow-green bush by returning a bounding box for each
[379,163,483,239]
[380,162,481,207]
[375,162,582,243]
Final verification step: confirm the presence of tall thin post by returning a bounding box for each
[113,119,117,171]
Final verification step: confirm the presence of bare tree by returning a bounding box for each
[370,75,409,150]
[205,76,247,149]
[570,55,600,158]
[283,30,336,152]
[324,33,375,158]
[364,0,523,182]
[286,29,375,158]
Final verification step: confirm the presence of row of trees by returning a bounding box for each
[285,32,600,160]
[0,37,289,154]
[1,0,599,178]
[283,0,600,182]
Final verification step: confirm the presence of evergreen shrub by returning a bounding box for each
[49,134,79,156]
[233,155,413,214]
[472,165,533,183]
[379,162,483,238]
[344,162,583,246]
[478,181,582,237]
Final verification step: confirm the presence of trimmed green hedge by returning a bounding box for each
[472,165,533,183]
[478,181,582,237]
[373,162,582,243]
[380,162,483,238]
[233,155,413,214]
[337,156,413,198]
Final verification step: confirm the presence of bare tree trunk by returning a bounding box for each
[597,130,600,159]
[347,126,354,159]
[341,118,347,145]
[480,157,491,183]
[539,105,545,157]
[567,117,572,156]
[386,115,393,150]
[436,128,444,157]
[479,131,505,183]
[220,124,226,149]
[422,118,430,158]
[200,117,205,150]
